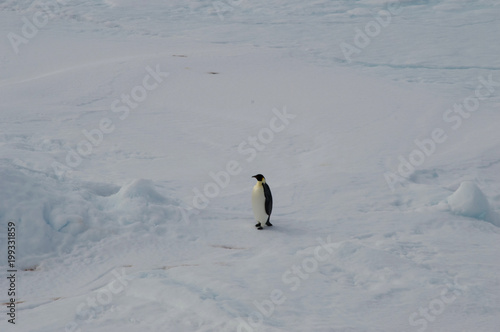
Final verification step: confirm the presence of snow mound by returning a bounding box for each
[0,164,181,267]
[108,178,182,227]
[115,179,168,204]
[447,181,499,226]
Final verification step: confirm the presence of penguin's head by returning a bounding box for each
[252,174,265,182]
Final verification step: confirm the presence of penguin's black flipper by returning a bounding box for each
[266,221,273,227]
[263,183,273,216]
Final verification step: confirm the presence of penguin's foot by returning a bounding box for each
[255,223,263,230]
[265,221,273,227]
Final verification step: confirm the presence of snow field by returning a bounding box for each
[384,73,500,192]
[51,64,170,178]
[1,1,500,331]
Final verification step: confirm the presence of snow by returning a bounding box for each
[447,181,499,226]
[1,0,500,331]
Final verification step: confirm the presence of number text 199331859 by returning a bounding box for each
[7,221,16,325]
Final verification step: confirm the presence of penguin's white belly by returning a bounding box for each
[252,184,268,223]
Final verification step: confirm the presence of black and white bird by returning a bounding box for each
[252,174,273,230]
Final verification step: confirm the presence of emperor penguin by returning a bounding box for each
[252,174,273,230]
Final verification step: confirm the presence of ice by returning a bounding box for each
[1,1,500,331]
[448,181,499,226]
[115,179,168,204]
